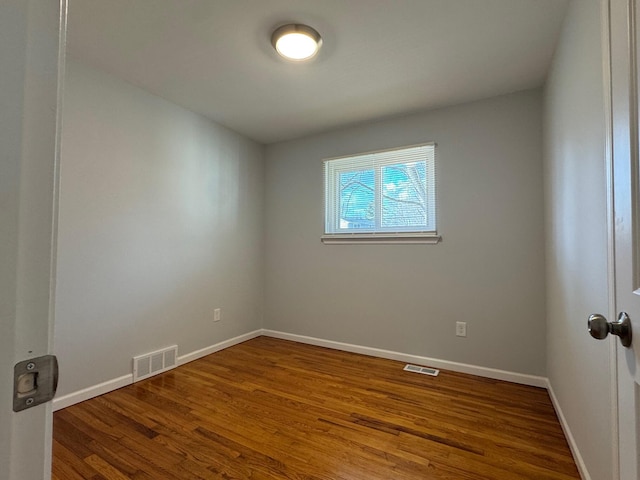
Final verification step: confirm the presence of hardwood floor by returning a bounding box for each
[53,336,580,479]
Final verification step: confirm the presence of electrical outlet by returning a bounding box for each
[214,308,221,322]
[456,321,467,337]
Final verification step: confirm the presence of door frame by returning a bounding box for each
[601,0,621,478]
[0,1,67,478]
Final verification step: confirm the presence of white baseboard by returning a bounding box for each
[53,374,133,411]
[177,329,262,365]
[261,329,548,388]
[546,381,590,480]
[52,329,262,411]
[53,327,590,479]
[53,327,546,405]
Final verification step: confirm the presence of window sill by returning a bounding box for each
[321,233,442,245]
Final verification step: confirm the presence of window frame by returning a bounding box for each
[322,142,441,245]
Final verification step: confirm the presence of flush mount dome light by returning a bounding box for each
[271,24,322,61]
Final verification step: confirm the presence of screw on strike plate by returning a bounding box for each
[25,398,34,406]
[26,362,35,371]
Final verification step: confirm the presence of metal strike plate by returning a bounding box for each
[13,355,58,412]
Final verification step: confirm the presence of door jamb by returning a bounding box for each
[601,0,620,478]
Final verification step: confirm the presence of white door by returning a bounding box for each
[0,1,66,479]
[608,0,640,478]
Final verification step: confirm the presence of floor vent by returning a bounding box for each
[133,345,178,382]
[403,364,439,376]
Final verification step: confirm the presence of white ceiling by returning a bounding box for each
[67,0,569,144]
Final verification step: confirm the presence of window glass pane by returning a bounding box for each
[339,169,375,230]
[323,143,436,236]
[381,161,427,228]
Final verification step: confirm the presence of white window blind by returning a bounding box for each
[323,143,437,242]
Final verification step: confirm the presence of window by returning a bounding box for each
[322,143,439,244]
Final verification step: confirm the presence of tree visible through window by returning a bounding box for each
[324,143,436,236]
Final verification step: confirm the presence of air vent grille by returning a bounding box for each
[404,364,439,376]
[133,345,178,382]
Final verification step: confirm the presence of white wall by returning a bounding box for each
[543,1,612,478]
[54,61,264,398]
[264,90,547,376]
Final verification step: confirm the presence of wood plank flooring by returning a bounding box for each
[52,336,580,479]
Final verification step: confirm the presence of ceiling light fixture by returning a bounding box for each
[271,24,323,61]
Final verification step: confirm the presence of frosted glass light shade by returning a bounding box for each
[271,24,322,61]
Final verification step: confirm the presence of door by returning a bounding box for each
[0,1,66,479]
[609,0,640,477]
